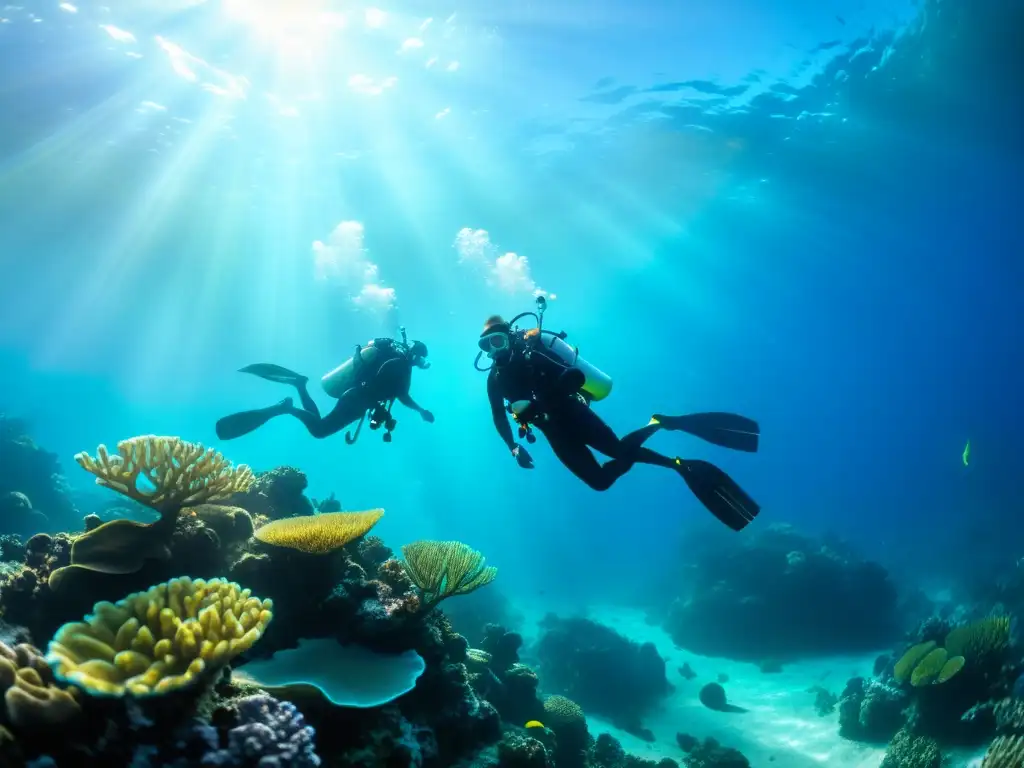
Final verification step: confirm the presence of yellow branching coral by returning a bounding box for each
[401,540,497,610]
[76,436,254,516]
[253,510,383,555]
[0,641,80,730]
[46,576,272,697]
[945,616,1011,660]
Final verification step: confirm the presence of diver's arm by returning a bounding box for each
[398,389,434,422]
[487,370,516,451]
[397,392,422,411]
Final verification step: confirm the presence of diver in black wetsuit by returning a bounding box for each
[216,335,434,444]
[478,301,762,531]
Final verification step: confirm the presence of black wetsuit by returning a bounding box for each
[288,343,421,438]
[486,340,678,490]
[216,340,431,442]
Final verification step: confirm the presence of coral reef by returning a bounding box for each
[0,533,73,642]
[661,523,899,660]
[982,699,1024,767]
[543,694,590,768]
[497,730,554,768]
[402,540,498,611]
[838,677,908,742]
[0,640,80,731]
[675,733,750,767]
[47,576,272,696]
[589,732,678,768]
[311,492,342,513]
[46,436,254,591]
[0,415,77,532]
[229,466,316,520]
[254,510,384,554]
[235,637,425,706]
[1,428,668,768]
[75,436,254,515]
[536,614,671,738]
[0,493,49,540]
[841,611,1021,768]
[879,728,941,768]
[465,625,544,725]
[202,693,321,767]
[443,587,521,646]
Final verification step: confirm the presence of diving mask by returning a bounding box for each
[413,356,431,369]
[478,331,511,357]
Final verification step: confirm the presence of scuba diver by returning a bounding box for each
[216,328,434,445]
[476,297,761,531]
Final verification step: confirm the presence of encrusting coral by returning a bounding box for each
[893,616,1010,689]
[253,510,384,555]
[46,576,272,697]
[0,640,80,730]
[47,437,254,589]
[401,540,497,611]
[185,505,255,545]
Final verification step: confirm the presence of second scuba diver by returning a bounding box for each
[477,297,761,531]
[216,329,434,444]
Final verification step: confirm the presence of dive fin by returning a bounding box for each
[215,398,292,441]
[675,459,760,532]
[239,363,309,386]
[652,412,759,453]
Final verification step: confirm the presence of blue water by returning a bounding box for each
[1,0,1021,608]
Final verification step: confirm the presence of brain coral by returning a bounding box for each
[46,576,272,697]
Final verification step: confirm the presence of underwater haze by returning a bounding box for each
[1,0,1024,766]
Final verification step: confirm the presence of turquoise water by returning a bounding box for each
[1,0,1021,654]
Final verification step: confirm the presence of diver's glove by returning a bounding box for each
[512,444,534,469]
[421,409,435,423]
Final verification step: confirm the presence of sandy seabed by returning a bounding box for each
[521,605,986,768]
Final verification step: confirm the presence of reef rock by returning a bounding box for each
[535,614,672,738]
[662,523,900,660]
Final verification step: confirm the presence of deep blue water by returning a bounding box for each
[1,0,1022,606]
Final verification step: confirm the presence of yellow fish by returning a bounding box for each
[962,440,971,467]
[525,720,545,729]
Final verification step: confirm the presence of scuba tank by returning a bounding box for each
[536,332,613,401]
[477,295,612,401]
[321,344,382,399]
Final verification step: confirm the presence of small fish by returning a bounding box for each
[962,439,971,467]
[525,720,545,729]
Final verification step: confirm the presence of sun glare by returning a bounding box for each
[220,0,347,57]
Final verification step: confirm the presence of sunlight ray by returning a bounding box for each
[39,97,241,365]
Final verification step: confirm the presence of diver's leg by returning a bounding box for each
[294,379,321,418]
[283,390,366,439]
[570,401,677,469]
[216,398,293,441]
[542,426,619,491]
